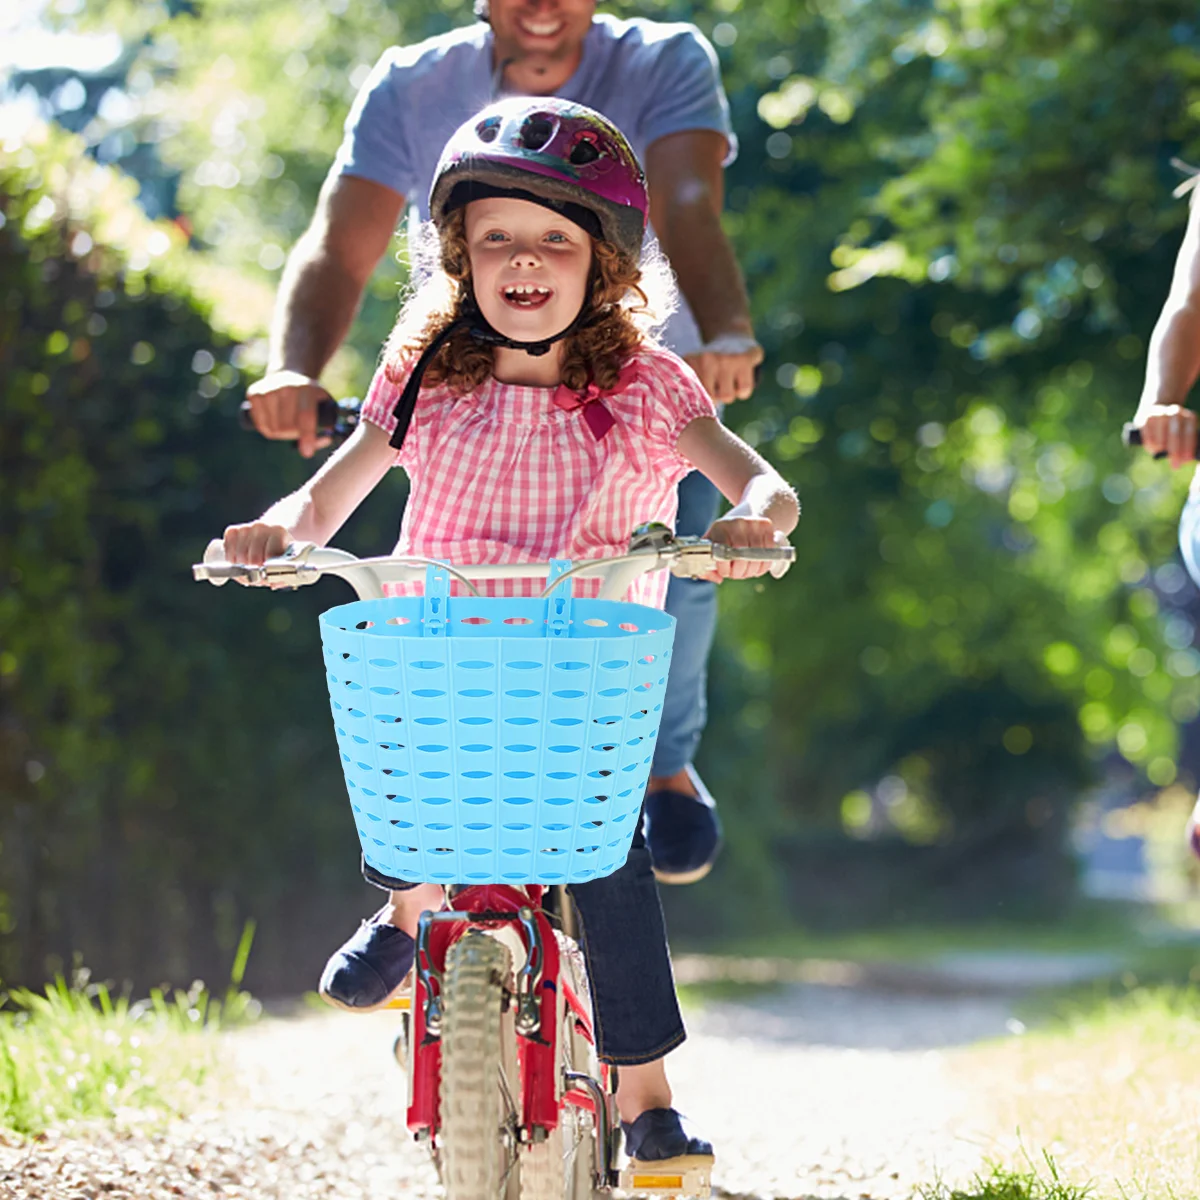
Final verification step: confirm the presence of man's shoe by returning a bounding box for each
[318,909,415,1013]
[619,1108,714,1197]
[642,765,722,885]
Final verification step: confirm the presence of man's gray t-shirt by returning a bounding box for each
[331,14,736,357]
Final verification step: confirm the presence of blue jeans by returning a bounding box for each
[653,470,721,777]
[364,821,684,1065]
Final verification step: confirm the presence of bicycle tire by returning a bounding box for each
[440,931,519,1200]
[519,929,606,1200]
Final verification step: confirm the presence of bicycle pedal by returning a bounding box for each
[383,970,415,1011]
[618,1154,711,1198]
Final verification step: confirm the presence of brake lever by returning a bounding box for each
[667,540,795,580]
[193,540,320,587]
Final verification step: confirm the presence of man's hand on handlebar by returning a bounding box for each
[245,371,334,459]
[702,515,779,581]
[1135,404,1198,469]
[223,522,291,583]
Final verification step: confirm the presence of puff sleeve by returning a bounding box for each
[636,348,718,470]
[361,362,422,472]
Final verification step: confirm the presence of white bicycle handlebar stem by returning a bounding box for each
[194,537,794,603]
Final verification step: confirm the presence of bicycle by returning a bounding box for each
[194,527,793,1199]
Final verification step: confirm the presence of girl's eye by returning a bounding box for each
[484,232,508,243]
[545,232,569,244]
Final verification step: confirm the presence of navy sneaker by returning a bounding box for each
[642,766,722,885]
[318,909,415,1013]
[624,1104,705,1171]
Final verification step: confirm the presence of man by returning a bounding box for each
[247,0,762,899]
[1131,179,1200,861]
[1130,178,1200,463]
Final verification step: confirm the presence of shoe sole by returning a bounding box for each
[619,1153,713,1196]
[652,861,714,886]
[318,973,413,1016]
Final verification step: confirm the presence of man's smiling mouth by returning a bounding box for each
[518,18,565,38]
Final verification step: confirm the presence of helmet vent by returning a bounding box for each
[476,116,501,144]
[569,138,601,166]
[521,115,556,151]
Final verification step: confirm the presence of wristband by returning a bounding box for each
[700,334,761,357]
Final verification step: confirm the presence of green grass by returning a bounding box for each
[692,900,1167,965]
[1014,937,1200,1029]
[956,983,1200,1199]
[919,1162,1093,1200]
[0,921,259,1136]
[676,977,785,1010]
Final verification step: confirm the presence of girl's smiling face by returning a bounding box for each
[465,197,592,344]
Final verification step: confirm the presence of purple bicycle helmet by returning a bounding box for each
[430,97,649,259]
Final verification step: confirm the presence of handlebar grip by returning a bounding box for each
[238,398,344,436]
[1123,422,1167,460]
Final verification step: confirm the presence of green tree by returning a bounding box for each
[0,120,394,989]
[24,0,1200,937]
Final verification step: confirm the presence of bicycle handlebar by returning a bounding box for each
[1123,422,1170,461]
[238,397,362,445]
[193,533,795,603]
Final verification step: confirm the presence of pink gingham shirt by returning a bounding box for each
[360,345,717,607]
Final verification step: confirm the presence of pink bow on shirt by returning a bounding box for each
[552,381,616,440]
[552,364,640,441]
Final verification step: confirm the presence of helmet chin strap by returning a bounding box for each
[464,299,586,358]
[387,302,588,450]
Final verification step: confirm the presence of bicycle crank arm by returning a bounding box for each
[564,1070,619,1190]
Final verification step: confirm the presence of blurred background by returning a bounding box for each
[5,0,1200,997]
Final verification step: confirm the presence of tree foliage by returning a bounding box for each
[9,1,1200,967]
[0,121,394,989]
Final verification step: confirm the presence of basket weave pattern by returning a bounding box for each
[318,589,675,885]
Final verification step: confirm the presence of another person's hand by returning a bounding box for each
[246,371,333,459]
[702,514,777,581]
[1137,404,1198,469]
[685,335,764,405]
[222,522,290,583]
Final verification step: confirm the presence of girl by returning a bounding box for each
[222,98,799,1168]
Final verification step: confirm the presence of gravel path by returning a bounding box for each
[0,957,1057,1200]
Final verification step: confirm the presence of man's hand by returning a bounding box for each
[245,370,334,459]
[702,514,776,581]
[685,337,764,405]
[1137,404,1198,469]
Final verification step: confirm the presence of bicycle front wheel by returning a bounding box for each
[440,930,520,1200]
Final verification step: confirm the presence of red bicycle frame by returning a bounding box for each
[405,882,612,1168]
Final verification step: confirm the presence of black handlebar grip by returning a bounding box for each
[1122,422,1167,460]
[238,398,345,437]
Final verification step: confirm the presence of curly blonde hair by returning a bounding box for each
[383,209,676,394]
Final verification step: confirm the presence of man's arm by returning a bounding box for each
[248,174,405,458]
[1133,190,1200,468]
[645,129,762,405]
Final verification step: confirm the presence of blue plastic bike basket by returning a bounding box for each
[318,564,676,885]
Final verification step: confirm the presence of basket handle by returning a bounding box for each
[421,564,451,636]
[546,559,573,639]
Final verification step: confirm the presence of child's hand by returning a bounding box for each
[222,522,290,584]
[703,515,778,581]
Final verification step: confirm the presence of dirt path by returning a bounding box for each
[0,957,1081,1200]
